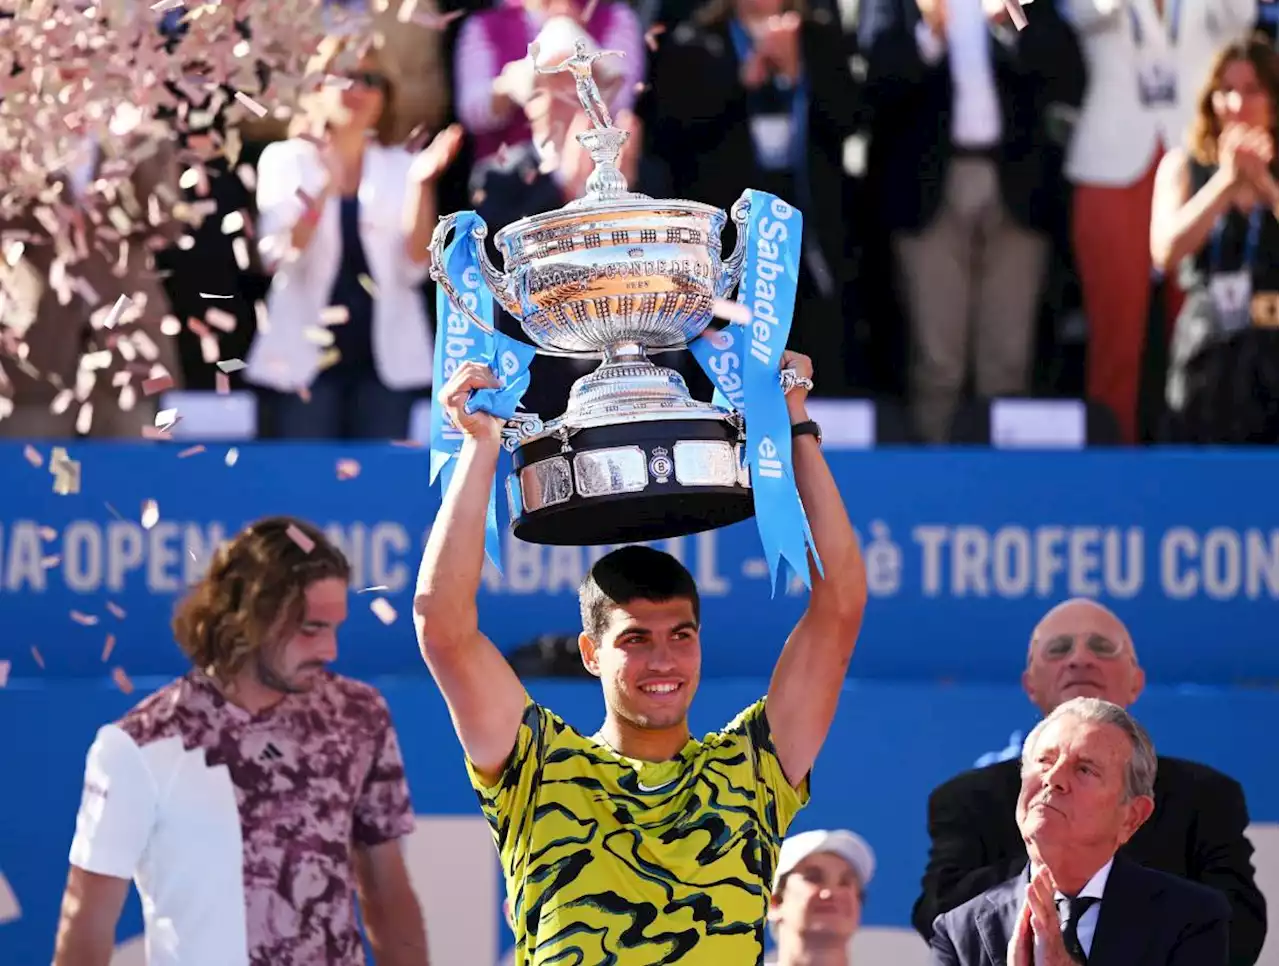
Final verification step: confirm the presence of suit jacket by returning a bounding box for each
[930,853,1231,966]
[914,755,1267,966]
[0,129,184,409]
[860,0,1085,235]
[1062,0,1256,186]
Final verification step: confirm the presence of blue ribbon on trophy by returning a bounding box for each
[429,211,536,571]
[689,189,820,594]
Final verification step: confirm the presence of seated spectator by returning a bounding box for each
[765,829,875,966]
[1151,34,1278,444]
[1063,0,1256,443]
[643,0,860,391]
[861,0,1084,441]
[246,33,461,440]
[913,598,1266,965]
[930,698,1231,966]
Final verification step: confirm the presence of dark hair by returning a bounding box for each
[578,546,700,640]
[1189,32,1279,165]
[172,516,350,684]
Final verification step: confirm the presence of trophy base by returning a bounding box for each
[507,414,753,546]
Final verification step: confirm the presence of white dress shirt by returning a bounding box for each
[247,137,435,393]
[914,0,1003,149]
[1035,858,1113,966]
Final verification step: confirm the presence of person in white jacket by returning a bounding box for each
[247,32,462,439]
[1063,0,1255,443]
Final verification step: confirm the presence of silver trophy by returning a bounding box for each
[430,40,753,547]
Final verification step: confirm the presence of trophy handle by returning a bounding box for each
[715,194,752,300]
[428,213,522,328]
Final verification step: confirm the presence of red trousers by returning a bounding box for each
[1073,151,1184,443]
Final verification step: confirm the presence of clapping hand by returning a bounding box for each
[408,124,465,185]
[1008,866,1076,966]
[1219,123,1275,188]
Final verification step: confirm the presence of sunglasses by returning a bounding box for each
[1039,633,1125,661]
[345,70,389,92]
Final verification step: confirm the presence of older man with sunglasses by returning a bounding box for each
[912,598,1267,966]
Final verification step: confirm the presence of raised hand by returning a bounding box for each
[408,124,465,185]
[439,360,505,443]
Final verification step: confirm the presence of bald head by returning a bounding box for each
[1022,599,1145,715]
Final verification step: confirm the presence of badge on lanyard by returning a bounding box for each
[1208,207,1264,334]
[1129,0,1180,108]
[749,114,795,171]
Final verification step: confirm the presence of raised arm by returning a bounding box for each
[414,361,529,783]
[1150,148,1237,274]
[765,351,868,788]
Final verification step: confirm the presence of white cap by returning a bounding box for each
[773,829,876,893]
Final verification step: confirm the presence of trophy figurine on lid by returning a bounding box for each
[429,36,819,589]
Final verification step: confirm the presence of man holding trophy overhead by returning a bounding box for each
[414,39,867,966]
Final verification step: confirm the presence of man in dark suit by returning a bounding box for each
[860,0,1085,441]
[931,697,1230,966]
[914,599,1266,965]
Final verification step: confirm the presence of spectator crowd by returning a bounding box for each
[0,0,1277,445]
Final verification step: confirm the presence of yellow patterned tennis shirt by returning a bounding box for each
[466,695,809,965]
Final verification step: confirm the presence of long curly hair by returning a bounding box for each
[1188,33,1279,166]
[172,516,350,685]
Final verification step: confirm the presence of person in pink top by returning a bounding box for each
[51,516,428,966]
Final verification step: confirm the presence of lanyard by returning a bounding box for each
[728,18,812,210]
[1209,206,1264,276]
[1128,0,1182,48]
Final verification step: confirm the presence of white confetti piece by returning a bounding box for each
[216,358,246,373]
[225,447,240,467]
[711,299,752,325]
[221,211,246,235]
[370,597,397,625]
[156,408,178,429]
[103,294,132,329]
[336,458,361,481]
[234,90,269,118]
[0,660,9,687]
[106,601,127,619]
[358,585,390,594]
[151,0,184,11]
[232,237,251,270]
[141,499,160,530]
[71,610,99,626]
[286,524,315,554]
[201,292,234,301]
[320,305,350,326]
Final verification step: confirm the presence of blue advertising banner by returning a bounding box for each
[0,679,1275,965]
[0,444,1275,684]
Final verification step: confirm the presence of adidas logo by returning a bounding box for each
[259,742,284,763]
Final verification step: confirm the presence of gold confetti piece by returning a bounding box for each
[41,555,61,569]
[141,499,160,530]
[102,634,116,662]
[106,601,127,620]
[178,445,206,458]
[359,585,391,594]
[75,402,94,435]
[71,610,99,626]
[396,0,419,22]
[216,372,232,395]
[143,374,174,396]
[103,294,132,329]
[23,445,43,468]
[233,90,269,118]
[711,299,752,325]
[232,237,251,271]
[216,359,246,373]
[31,646,45,670]
[112,667,135,695]
[304,327,336,347]
[357,273,380,298]
[336,458,361,481]
[51,454,81,496]
[0,660,9,688]
[225,447,240,467]
[286,524,315,554]
[38,526,57,541]
[320,305,349,325]
[370,597,397,625]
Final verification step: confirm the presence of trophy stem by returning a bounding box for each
[602,341,648,366]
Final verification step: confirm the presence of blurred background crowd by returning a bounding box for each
[0,0,1277,447]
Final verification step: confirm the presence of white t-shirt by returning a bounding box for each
[68,670,414,965]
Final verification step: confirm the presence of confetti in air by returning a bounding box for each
[358,585,391,594]
[142,374,175,396]
[370,598,398,625]
[106,602,127,620]
[23,446,43,469]
[141,500,160,530]
[711,299,752,325]
[286,524,316,554]
[225,447,240,467]
[216,359,247,373]
[102,295,132,330]
[70,611,99,627]
[112,667,135,695]
[178,445,206,458]
[216,372,232,394]
[336,458,361,481]
[233,91,270,118]
[0,660,9,688]
[30,646,45,670]
[102,635,116,662]
[50,448,81,496]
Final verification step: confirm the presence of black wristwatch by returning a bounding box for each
[791,420,822,445]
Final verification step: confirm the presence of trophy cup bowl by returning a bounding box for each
[430,50,756,546]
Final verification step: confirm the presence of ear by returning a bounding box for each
[1021,669,1041,710]
[766,890,783,926]
[578,631,601,677]
[1118,794,1156,844]
[1127,665,1146,705]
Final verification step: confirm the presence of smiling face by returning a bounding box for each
[579,597,701,731]
[1023,601,1144,714]
[1016,714,1153,858]
[768,851,863,950]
